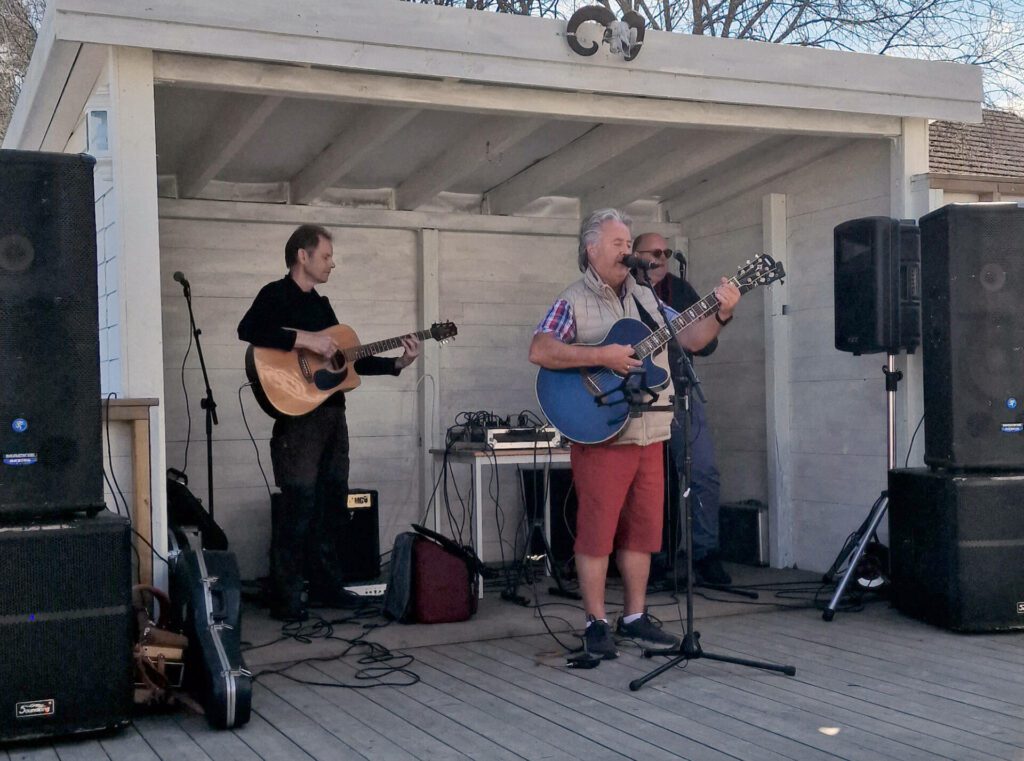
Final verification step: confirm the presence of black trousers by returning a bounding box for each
[269,405,350,606]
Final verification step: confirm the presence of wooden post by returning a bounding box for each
[102,398,159,586]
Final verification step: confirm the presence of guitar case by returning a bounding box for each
[169,543,252,729]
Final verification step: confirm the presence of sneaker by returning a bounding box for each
[616,612,679,647]
[583,616,617,660]
[694,553,732,586]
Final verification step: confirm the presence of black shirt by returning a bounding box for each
[655,273,719,359]
[238,276,400,406]
[653,273,718,396]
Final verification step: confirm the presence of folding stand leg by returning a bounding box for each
[822,491,888,622]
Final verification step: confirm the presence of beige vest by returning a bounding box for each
[557,267,673,446]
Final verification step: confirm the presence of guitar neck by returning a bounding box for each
[342,329,433,362]
[633,276,747,360]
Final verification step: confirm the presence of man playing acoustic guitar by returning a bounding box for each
[529,209,739,660]
[238,224,420,620]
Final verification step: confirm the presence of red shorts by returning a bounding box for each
[571,442,664,556]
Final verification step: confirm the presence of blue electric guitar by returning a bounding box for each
[536,255,785,444]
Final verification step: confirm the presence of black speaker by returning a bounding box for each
[339,489,380,581]
[522,469,577,567]
[0,512,133,742]
[0,150,102,518]
[919,203,1024,470]
[888,468,1024,632]
[834,217,921,355]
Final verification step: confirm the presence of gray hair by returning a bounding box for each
[577,208,633,272]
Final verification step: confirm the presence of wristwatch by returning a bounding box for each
[715,312,733,326]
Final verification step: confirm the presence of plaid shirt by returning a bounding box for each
[534,299,577,343]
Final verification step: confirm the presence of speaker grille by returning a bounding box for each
[920,203,1024,469]
[0,150,101,515]
[0,514,132,741]
[889,469,1024,632]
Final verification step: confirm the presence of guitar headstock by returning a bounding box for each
[734,254,786,294]
[431,321,459,344]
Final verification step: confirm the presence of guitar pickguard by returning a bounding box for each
[313,367,348,391]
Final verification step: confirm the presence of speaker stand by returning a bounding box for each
[822,354,899,621]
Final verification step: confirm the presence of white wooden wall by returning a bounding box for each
[158,214,581,577]
[682,138,895,573]
[438,230,580,560]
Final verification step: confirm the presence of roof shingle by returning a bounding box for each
[929,109,1024,178]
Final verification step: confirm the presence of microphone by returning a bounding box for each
[621,254,661,271]
[173,271,190,289]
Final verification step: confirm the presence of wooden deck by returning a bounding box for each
[4,566,1023,761]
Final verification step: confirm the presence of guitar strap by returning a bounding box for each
[632,296,661,334]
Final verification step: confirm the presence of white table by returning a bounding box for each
[430,447,572,596]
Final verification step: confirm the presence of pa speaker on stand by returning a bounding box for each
[824,216,922,621]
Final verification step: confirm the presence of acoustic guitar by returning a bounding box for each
[536,255,785,444]
[246,321,457,418]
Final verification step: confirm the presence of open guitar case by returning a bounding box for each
[167,471,252,729]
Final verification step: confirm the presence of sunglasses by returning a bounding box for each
[636,249,673,260]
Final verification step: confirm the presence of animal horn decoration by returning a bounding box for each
[566,6,646,61]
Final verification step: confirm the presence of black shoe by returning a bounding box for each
[615,612,679,647]
[269,578,308,621]
[269,593,308,622]
[307,582,362,609]
[694,553,732,586]
[583,616,617,660]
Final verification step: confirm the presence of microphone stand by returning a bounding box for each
[628,267,795,691]
[178,276,219,519]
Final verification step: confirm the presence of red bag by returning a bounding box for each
[411,533,478,624]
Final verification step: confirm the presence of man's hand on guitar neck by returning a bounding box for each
[290,329,339,359]
[395,335,422,370]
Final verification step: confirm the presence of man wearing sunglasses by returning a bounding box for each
[632,232,733,587]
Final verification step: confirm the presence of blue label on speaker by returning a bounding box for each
[3,452,37,466]
[11,418,27,433]
[1008,398,1019,410]
[1001,423,1023,434]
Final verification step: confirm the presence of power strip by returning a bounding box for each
[344,583,387,598]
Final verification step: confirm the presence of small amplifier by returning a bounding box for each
[485,426,563,450]
[340,489,380,581]
[718,500,769,566]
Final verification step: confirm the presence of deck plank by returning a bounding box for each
[593,646,944,761]
[499,635,842,761]
[464,638,800,761]
[300,661,473,761]
[399,653,604,760]
[172,716,265,761]
[310,657,524,761]
[261,664,428,761]
[7,749,61,761]
[130,717,216,761]
[750,609,1024,705]
[51,740,112,761]
[11,570,1024,761]
[708,617,1024,752]
[250,681,367,760]
[736,613,1024,730]
[423,644,725,761]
